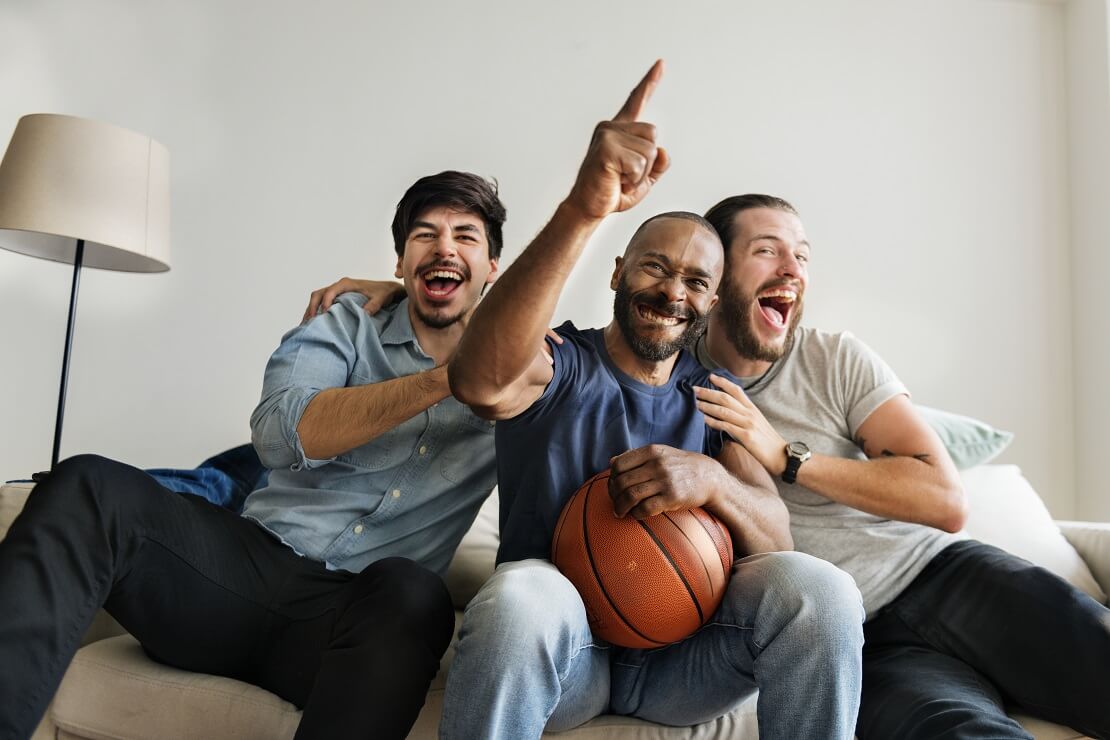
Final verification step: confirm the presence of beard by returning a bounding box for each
[717,275,804,362]
[413,304,466,329]
[613,275,710,362]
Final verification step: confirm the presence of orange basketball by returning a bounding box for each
[551,469,735,649]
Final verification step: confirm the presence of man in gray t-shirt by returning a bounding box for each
[693,194,1109,740]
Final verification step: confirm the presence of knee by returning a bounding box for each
[31,454,139,514]
[731,552,864,642]
[461,560,585,648]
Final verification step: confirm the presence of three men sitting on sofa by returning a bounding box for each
[3,60,1109,740]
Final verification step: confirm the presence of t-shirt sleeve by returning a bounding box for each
[835,331,909,439]
[507,321,583,423]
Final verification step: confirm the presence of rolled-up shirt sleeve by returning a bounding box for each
[251,302,361,471]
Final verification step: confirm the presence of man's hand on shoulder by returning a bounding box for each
[563,60,670,224]
[694,374,789,475]
[303,278,405,324]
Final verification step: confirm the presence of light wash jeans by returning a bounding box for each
[440,553,865,740]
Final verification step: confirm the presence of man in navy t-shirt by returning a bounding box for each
[439,62,866,740]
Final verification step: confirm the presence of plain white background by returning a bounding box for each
[1,0,1105,520]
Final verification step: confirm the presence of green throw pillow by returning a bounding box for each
[916,405,1014,469]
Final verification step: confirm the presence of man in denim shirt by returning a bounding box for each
[0,171,505,740]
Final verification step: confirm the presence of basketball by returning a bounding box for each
[551,469,735,649]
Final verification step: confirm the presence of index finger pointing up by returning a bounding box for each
[613,59,664,122]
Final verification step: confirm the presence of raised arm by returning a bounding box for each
[448,61,671,419]
[697,376,967,532]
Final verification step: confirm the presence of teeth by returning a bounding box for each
[424,270,463,281]
[638,305,680,326]
[759,289,796,302]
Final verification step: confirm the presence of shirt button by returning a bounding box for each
[419,446,427,455]
[353,524,364,535]
[488,420,495,426]
[392,489,401,498]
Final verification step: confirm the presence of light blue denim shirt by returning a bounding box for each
[241,294,496,576]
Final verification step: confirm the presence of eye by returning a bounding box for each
[756,247,775,256]
[686,278,709,292]
[413,232,435,240]
[796,252,810,265]
[457,234,477,243]
[644,262,665,273]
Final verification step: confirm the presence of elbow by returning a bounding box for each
[936,483,969,533]
[447,358,502,412]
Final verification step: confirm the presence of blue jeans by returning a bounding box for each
[440,553,865,740]
[146,444,268,512]
[858,540,1110,740]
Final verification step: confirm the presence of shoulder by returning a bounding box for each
[791,326,885,368]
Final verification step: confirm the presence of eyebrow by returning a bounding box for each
[410,221,483,234]
[640,251,715,280]
[749,234,811,249]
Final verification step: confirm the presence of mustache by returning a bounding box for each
[417,259,471,281]
[755,277,802,296]
[635,292,698,320]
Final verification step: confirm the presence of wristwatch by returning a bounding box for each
[782,441,812,484]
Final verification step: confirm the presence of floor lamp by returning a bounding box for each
[0,114,171,471]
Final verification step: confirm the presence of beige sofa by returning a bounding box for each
[2,464,1107,740]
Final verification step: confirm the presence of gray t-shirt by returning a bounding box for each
[697,326,960,618]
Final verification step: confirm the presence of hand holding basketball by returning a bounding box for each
[608,444,726,519]
[552,469,734,649]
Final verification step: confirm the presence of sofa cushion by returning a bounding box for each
[961,465,1107,603]
[53,636,302,740]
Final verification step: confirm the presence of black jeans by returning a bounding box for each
[858,539,1110,740]
[0,455,455,740]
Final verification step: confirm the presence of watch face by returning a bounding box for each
[787,441,810,457]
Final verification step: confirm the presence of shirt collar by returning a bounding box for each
[379,298,419,346]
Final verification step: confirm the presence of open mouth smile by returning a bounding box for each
[756,288,797,330]
[420,267,465,300]
[636,304,686,327]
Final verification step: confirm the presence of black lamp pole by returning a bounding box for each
[51,238,85,470]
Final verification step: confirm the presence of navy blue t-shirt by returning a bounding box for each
[495,322,726,564]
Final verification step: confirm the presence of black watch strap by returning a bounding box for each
[782,455,804,484]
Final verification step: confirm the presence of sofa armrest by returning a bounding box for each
[1058,521,1110,601]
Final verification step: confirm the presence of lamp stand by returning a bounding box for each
[51,238,84,470]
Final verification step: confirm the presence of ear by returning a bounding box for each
[485,257,500,285]
[394,254,404,280]
[708,293,719,312]
[610,256,624,291]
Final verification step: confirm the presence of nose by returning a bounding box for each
[658,273,687,304]
[778,252,803,278]
[433,232,458,259]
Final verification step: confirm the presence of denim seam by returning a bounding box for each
[557,642,609,684]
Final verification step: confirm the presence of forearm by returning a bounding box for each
[795,454,967,532]
[298,366,451,460]
[450,201,600,406]
[705,458,793,555]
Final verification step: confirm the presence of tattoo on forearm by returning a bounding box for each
[856,436,932,463]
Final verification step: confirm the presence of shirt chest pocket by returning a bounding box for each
[439,414,496,483]
[338,414,428,471]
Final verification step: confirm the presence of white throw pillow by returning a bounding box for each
[960,465,1106,603]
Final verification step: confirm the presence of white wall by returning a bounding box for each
[0,0,1086,517]
[1066,0,1110,521]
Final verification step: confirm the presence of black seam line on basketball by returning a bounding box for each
[692,509,730,573]
[662,511,717,600]
[583,478,666,648]
[637,518,704,625]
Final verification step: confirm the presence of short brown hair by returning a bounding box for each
[703,195,797,255]
[392,171,507,260]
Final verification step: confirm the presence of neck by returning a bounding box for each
[603,322,678,386]
[408,301,469,366]
[704,314,774,379]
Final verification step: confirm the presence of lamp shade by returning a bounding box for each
[0,113,170,272]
